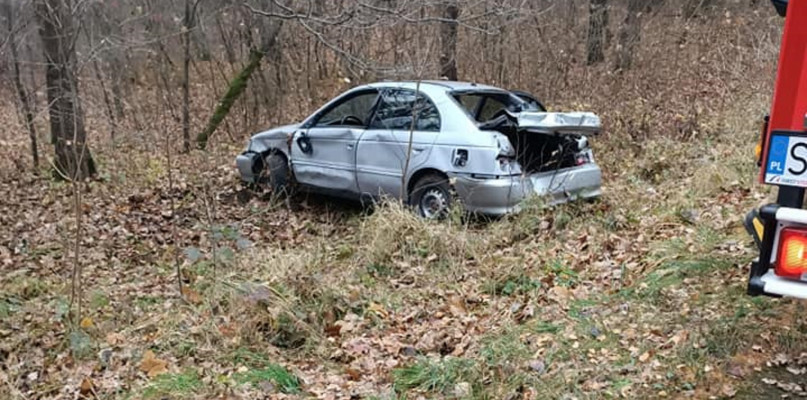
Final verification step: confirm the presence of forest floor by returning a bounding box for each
[2,100,807,400]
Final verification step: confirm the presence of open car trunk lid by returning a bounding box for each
[479,110,601,173]
[515,112,601,135]
[478,110,601,135]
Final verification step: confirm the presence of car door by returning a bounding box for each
[290,89,379,194]
[356,88,441,199]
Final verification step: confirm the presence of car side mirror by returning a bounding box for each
[772,0,788,16]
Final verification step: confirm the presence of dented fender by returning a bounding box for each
[237,124,299,182]
[248,123,300,159]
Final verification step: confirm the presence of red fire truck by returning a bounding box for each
[746,0,807,298]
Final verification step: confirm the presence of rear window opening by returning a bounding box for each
[453,91,531,123]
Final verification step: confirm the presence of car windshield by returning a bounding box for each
[452,91,537,123]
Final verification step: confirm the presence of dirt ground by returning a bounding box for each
[2,88,807,400]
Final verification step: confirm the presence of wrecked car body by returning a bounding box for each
[236,81,602,217]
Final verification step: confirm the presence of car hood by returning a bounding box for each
[252,123,301,140]
[246,124,301,154]
[479,111,600,136]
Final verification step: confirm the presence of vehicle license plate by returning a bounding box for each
[765,133,807,188]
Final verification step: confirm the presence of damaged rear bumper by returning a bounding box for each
[451,163,602,216]
[532,163,603,206]
[452,174,531,215]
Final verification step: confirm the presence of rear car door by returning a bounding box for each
[356,88,441,198]
[290,89,379,194]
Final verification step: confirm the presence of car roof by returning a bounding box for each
[363,80,507,93]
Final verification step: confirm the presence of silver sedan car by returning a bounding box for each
[236,81,602,217]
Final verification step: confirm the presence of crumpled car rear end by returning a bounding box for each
[460,110,603,214]
[453,163,602,214]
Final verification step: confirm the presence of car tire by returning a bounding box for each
[410,174,452,219]
[260,152,291,196]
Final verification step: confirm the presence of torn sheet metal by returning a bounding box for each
[516,112,601,135]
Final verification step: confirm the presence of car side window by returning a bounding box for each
[368,89,441,131]
[314,91,379,127]
[478,97,508,122]
[455,94,483,117]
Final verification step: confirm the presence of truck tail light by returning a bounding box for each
[776,227,807,279]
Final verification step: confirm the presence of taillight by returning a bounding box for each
[575,154,589,166]
[497,155,514,169]
[776,227,807,279]
[574,150,592,166]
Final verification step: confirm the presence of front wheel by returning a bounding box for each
[410,174,453,219]
[258,152,291,196]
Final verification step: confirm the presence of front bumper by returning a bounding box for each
[236,152,261,182]
[452,163,603,216]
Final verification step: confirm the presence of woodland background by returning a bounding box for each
[1,0,805,399]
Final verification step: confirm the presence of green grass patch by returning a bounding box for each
[228,348,301,393]
[143,369,202,399]
[90,290,110,310]
[366,262,395,278]
[134,295,164,309]
[233,364,300,393]
[480,326,530,367]
[545,259,578,288]
[620,227,738,302]
[568,298,598,320]
[393,356,478,394]
[483,273,542,297]
[0,296,21,318]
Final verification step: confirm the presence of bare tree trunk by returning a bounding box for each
[586,0,608,65]
[196,3,283,150]
[191,3,211,62]
[615,0,642,71]
[401,80,422,199]
[216,14,237,65]
[497,24,506,86]
[36,0,96,180]
[4,1,39,170]
[182,0,200,153]
[90,57,118,140]
[110,68,125,120]
[439,0,459,80]
[83,23,118,141]
[91,3,126,121]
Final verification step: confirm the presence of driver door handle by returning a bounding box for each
[347,143,355,150]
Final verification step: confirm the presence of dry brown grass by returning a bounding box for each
[3,3,807,399]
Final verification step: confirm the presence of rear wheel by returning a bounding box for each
[410,174,452,219]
